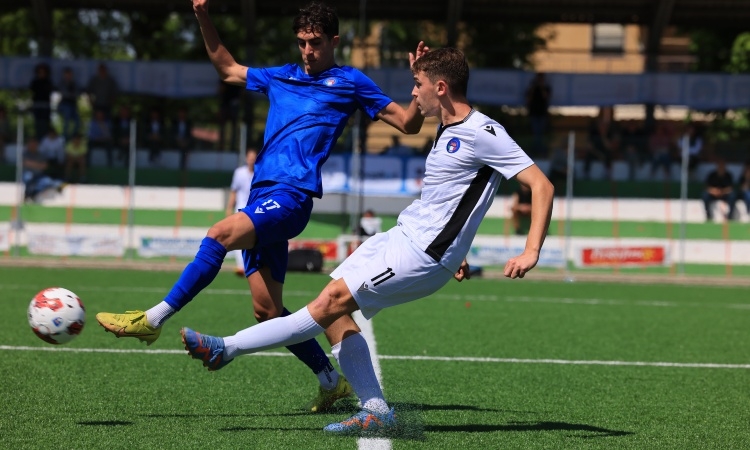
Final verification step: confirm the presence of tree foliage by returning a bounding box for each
[727,32,750,74]
[0,9,35,56]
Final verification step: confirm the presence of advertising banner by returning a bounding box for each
[139,237,203,258]
[27,234,124,257]
[575,246,669,268]
[467,239,566,268]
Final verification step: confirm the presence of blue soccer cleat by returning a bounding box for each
[180,327,233,371]
[323,408,397,436]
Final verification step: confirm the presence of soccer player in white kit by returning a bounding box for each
[225,148,257,276]
[181,47,555,435]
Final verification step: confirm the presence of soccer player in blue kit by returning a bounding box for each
[96,0,428,412]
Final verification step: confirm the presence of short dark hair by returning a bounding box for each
[411,47,469,97]
[292,2,339,39]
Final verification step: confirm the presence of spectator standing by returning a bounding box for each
[58,67,82,140]
[29,63,54,140]
[143,108,167,164]
[419,136,435,155]
[679,122,704,174]
[525,72,551,156]
[39,128,66,177]
[87,109,114,167]
[649,121,676,179]
[620,120,648,180]
[510,184,533,235]
[86,63,119,119]
[0,106,11,163]
[225,148,257,277]
[171,106,194,171]
[702,159,736,222]
[737,160,750,219]
[547,143,569,194]
[64,133,88,183]
[384,135,414,156]
[23,137,66,201]
[218,81,242,151]
[584,106,618,179]
[111,106,133,167]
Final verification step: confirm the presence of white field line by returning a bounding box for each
[352,311,391,450]
[2,345,749,369]
[5,284,750,311]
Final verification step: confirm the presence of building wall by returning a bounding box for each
[532,24,645,73]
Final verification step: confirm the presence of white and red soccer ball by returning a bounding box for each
[28,287,85,345]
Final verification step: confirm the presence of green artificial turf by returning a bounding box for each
[1,267,749,449]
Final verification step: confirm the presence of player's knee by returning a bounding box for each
[252,298,282,322]
[312,280,354,319]
[253,307,279,323]
[206,221,232,246]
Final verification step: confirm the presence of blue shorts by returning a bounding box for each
[240,184,313,283]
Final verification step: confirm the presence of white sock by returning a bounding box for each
[145,302,176,328]
[335,333,389,414]
[234,250,244,271]
[223,307,324,360]
[317,366,340,391]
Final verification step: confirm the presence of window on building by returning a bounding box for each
[592,23,625,54]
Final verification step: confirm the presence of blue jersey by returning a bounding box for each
[246,63,393,197]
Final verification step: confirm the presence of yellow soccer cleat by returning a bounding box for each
[96,310,161,346]
[307,375,354,413]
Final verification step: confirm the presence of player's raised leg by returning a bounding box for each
[95,212,255,345]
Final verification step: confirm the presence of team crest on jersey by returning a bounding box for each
[446,138,461,153]
[325,78,337,86]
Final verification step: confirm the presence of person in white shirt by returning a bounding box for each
[226,148,257,276]
[181,47,554,435]
[39,128,65,175]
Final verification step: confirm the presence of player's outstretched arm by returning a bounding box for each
[504,164,554,279]
[375,41,430,134]
[193,0,248,86]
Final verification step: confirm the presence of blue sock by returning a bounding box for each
[164,237,227,310]
[281,308,334,375]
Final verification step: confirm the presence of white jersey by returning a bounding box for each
[230,165,254,210]
[398,109,534,272]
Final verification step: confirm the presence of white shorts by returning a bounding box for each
[330,226,455,319]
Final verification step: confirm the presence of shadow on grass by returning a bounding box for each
[77,420,133,426]
[402,402,537,414]
[144,404,630,440]
[425,421,633,438]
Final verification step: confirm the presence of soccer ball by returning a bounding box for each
[28,287,86,345]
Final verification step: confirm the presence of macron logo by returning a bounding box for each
[357,282,369,292]
[483,125,496,136]
[255,207,264,214]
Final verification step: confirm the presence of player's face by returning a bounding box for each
[411,71,440,118]
[246,150,257,167]
[297,29,339,75]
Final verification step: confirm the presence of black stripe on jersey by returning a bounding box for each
[425,164,494,262]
